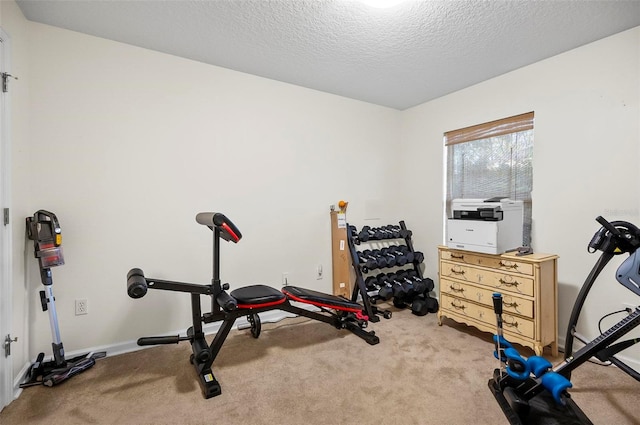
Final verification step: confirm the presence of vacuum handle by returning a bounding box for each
[28,210,62,245]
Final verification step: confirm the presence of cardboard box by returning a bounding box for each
[330,211,352,298]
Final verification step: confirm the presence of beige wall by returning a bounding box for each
[20,19,402,361]
[2,0,639,388]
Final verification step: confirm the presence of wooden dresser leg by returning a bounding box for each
[534,343,543,357]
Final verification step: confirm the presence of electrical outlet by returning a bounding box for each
[623,302,636,312]
[316,264,323,280]
[282,272,289,287]
[75,299,88,315]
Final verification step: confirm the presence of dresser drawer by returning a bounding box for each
[441,293,535,339]
[440,260,535,297]
[440,249,534,276]
[440,277,534,319]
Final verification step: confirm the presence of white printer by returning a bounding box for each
[447,198,524,255]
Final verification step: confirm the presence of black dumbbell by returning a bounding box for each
[374,248,397,268]
[382,246,408,266]
[411,298,429,316]
[388,225,412,239]
[375,273,400,298]
[363,250,387,268]
[396,245,415,263]
[379,226,399,240]
[357,226,373,242]
[412,296,439,316]
[358,250,386,271]
[393,270,421,295]
[377,226,395,239]
[422,277,435,293]
[405,270,435,293]
[358,226,384,242]
[382,225,400,238]
[378,284,394,301]
[357,251,378,270]
[384,272,413,298]
[412,250,425,264]
[373,273,393,300]
[385,224,401,239]
[396,270,427,298]
[427,296,439,313]
[364,275,380,290]
[392,295,409,309]
[396,270,425,295]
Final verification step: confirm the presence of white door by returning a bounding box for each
[0,28,14,411]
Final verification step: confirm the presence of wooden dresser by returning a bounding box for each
[437,246,558,356]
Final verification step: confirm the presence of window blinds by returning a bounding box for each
[444,112,534,146]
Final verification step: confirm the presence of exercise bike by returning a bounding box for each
[126,212,379,399]
[489,216,640,424]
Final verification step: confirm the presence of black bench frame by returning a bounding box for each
[127,212,379,398]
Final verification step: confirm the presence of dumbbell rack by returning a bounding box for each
[346,221,438,320]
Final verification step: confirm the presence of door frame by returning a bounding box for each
[0,26,14,411]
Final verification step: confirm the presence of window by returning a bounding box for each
[445,112,534,246]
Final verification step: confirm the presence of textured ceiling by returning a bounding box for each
[15,0,640,110]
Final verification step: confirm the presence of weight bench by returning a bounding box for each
[126,212,379,399]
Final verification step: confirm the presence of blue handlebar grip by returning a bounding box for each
[492,293,503,315]
[505,347,530,381]
[527,356,552,378]
[541,372,573,405]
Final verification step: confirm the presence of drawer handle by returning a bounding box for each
[449,285,465,293]
[504,318,519,329]
[504,301,520,309]
[450,267,465,275]
[450,301,466,310]
[451,253,464,259]
[499,278,521,287]
[498,261,519,270]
